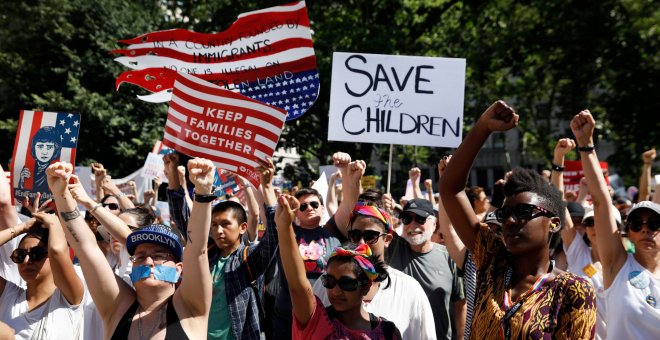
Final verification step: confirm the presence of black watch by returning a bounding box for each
[194,192,217,203]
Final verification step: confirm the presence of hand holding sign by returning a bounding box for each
[188,158,216,195]
[256,158,275,187]
[479,100,518,133]
[570,110,596,147]
[46,162,73,194]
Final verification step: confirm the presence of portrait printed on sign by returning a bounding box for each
[11,111,81,203]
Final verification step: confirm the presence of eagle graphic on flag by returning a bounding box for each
[113,1,319,121]
[11,111,81,203]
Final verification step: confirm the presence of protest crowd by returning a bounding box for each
[1,2,659,339]
[1,101,659,340]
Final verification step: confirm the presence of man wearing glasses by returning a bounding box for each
[385,198,465,340]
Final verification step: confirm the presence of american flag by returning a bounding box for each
[163,71,286,187]
[113,1,319,121]
[213,169,244,198]
[11,111,81,202]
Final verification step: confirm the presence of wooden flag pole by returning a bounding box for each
[387,144,393,193]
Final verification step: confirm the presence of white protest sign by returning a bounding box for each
[328,52,466,147]
[141,152,167,183]
[311,172,330,225]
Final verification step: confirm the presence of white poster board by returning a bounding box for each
[328,52,466,147]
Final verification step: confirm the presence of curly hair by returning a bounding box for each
[504,167,566,228]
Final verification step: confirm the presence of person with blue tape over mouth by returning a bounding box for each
[46,158,215,339]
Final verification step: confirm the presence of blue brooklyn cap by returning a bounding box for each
[126,224,184,262]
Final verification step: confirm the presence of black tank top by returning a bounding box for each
[111,296,189,340]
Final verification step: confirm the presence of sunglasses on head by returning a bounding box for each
[583,219,595,227]
[10,247,48,263]
[321,274,363,291]
[400,213,428,225]
[300,201,320,212]
[348,229,387,245]
[494,203,555,224]
[626,220,660,233]
[103,203,120,210]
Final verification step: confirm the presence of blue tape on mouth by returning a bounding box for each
[130,265,180,284]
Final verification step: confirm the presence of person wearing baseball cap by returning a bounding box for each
[574,110,659,339]
[46,158,216,339]
[386,197,464,340]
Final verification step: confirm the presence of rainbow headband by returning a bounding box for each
[350,203,393,234]
[330,244,378,282]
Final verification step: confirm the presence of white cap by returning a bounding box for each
[582,205,622,225]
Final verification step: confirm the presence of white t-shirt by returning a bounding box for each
[604,253,660,339]
[564,234,606,340]
[313,266,437,340]
[0,236,26,288]
[73,265,104,340]
[0,281,84,340]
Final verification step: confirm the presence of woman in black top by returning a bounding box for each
[46,158,214,339]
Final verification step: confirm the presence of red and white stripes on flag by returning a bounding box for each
[11,110,81,203]
[112,1,319,121]
[163,72,286,187]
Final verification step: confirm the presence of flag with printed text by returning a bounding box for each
[113,1,319,121]
[163,71,286,187]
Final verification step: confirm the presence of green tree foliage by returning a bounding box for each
[0,0,657,188]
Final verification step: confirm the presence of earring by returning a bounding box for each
[550,223,558,231]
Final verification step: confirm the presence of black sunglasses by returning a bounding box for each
[627,220,660,233]
[348,229,387,245]
[583,218,595,228]
[494,203,555,224]
[11,247,48,263]
[321,274,363,291]
[103,203,120,210]
[400,213,429,225]
[300,201,320,212]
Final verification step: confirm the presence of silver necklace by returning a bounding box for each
[137,304,166,339]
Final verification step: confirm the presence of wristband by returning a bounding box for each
[551,163,564,172]
[90,202,103,213]
[578,145,595,153]
[115,192,127,198]
[194,193,216,203]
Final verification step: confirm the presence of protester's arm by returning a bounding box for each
[410,168,423,199]
[176,158,213,316]
[331,160,365,237]
[275,194,313,326]
[440,100,519,252]
[246,158,279,272]
[101,176,135,210]
[424,179,436,208]
[163,153,190,236]
[551,138,580,248]
[152,177,162,204]
[639,149,656,202]
[177,165,194,209]
[576,177,590,205]
[0,218,33,293]
[0,164,18,232]
[326,170,341,216]
[239,175,260,242]
[34,211,84,305]
[551,138,575,194]
[69,176,132,244]
[48,162,133,321]
[91,163,105,201]
[437,156,467,268]
[128,181,139,204]
[571,110,625,288]
[653,184,660,204]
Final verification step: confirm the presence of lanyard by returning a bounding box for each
[500,267,552,340]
